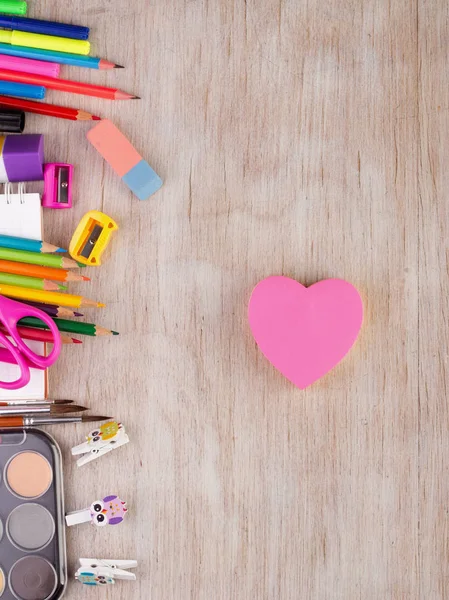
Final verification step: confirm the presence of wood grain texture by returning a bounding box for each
[24,0,444,597]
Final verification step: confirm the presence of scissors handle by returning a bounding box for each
[0,332,31,390]
[0,296,61,389]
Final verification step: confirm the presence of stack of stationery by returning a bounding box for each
[0,6,137,123]
[0,5,138,589]
[0,184,118,403]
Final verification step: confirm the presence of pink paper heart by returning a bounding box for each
[248,277,363,389]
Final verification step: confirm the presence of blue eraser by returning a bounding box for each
[122,159,163,201]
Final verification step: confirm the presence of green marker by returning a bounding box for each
[0,0,27,17]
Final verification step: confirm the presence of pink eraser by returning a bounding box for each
[87,119,162,201]
[248,277,363,389]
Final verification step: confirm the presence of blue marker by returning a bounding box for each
[0,80,45,100]
[0,16,89,40]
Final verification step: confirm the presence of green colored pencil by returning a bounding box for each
[19,316,118,337]
[0,272,67,291]
[0,247,78,269]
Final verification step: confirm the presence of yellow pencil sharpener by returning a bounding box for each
[69,210,119,266]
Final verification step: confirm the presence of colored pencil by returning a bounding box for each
[18,300,83,318]
[0,234,65,254]
[0,259,89,281]
[0,16,89,41]
[0,95,100,120]
[0,272,66,291]
[0,68,138,100]
[0,54,59,77]
[19,317,116,337]
[0,30,90,55]
[0,415,110,427]
[0,43,121,69]
[0,247,78,268]
[0,79,44,99]
[0,285,105,308]
[0,0,27,16]
[0,323,81,344]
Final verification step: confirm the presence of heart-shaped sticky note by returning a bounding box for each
[248,276,363,389]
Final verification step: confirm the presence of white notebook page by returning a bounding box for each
[0,186,46,399]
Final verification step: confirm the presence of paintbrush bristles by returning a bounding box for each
[81,415,111,422]
[50,404,87,414]
[53,400,74,405]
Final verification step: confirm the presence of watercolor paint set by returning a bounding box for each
[0,428,66,600]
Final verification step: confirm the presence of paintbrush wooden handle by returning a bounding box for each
[0,417,24,427]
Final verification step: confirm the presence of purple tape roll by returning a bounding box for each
[3,134,44,182]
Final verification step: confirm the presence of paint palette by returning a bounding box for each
[0,429,66,600]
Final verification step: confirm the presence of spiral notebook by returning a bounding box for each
[0,184,47,399]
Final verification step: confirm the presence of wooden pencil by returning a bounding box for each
[19,316,117,337]
[0,95,101,120]
[0,272,66,291]
[18,300,83,318]
[0,259,89,282]
[0,234,65,254]
[0,284,104,308]
[0,324,81,344]
[0,247,78,268]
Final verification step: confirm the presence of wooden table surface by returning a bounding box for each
[30,0,447,598]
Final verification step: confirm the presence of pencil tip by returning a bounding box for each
[72,338,83,344]
[81,276,91,281]
[92,115,102,120]
[114,64,124,69]
[98,303,106,308]
[74,312,84,317]
[56,248,67,253]
[112,331,119,336]
[132,96,141,99]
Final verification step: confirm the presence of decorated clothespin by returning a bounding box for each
[71,421,129,467]
[75,559,137,586]
[65,495,128,527]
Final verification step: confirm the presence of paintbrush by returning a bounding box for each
[0,404,87,416]
[0,399,73,406]
[0,415,111,428]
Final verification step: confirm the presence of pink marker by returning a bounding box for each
[0,54,59,78]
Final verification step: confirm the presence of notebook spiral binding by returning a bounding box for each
[3,182,26,204]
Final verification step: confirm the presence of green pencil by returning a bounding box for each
[0,247,78,269]
[19,316,118,337]
[0,272,67,291]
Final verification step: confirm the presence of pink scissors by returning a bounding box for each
[0,295,61,390]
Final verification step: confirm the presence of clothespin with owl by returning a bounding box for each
[71,421,129,467]
[75,558,137,586]
[65,494,128,527]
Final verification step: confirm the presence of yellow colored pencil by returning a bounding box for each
[0,284,104,308]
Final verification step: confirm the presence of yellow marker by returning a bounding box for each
[0,30,90,55]
[0,284,104,308]
[69,210,118,267]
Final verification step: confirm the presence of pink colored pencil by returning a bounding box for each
[0,54,59,78]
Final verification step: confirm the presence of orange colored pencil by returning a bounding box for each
[0,259,89,282]
[0,68,138,100]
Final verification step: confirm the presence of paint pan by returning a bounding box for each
[0,429,66,599]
